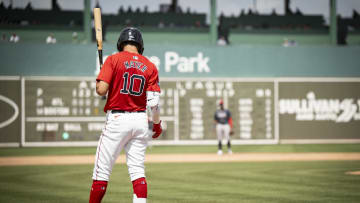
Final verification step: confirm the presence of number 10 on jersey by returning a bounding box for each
[120,72,146,96]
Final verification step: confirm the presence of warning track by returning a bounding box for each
[1,153,360,166]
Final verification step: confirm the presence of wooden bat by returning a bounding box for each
[93,7,103,68]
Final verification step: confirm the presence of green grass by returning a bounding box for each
[0,144,360,157]
[0,161,359,203]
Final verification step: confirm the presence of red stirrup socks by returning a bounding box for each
[89,180,108,203]
[132,177,147,198]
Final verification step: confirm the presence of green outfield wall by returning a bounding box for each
[0,43,360,147]
[0,77,21,146]
[0,77,359,147]
[1,43,360,77]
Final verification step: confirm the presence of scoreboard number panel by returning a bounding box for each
[160,79,275,141]
[23,77,276,144]
[25,79,107,142]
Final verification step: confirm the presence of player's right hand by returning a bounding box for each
[152,121,162,139]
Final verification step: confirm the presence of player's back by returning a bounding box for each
[100,51,159,112]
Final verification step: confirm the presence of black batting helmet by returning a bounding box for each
[117,27,144,55]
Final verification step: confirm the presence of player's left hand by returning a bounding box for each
[152,121,162,139]
[230,130,234,136]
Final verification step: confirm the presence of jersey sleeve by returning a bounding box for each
[146,64,161,92]
[228,117,233,129]
[96,55,113,84]
[227,110,232,119]
[227,110,233,128]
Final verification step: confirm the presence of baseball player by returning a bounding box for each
[89,27,162,203]
[214,100,233,155]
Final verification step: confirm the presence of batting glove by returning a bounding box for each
[152,121,162,139]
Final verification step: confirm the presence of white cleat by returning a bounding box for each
[133,194,146,203]
[228,150,233,155]
[217,150,223,155]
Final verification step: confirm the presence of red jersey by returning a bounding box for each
[96,51,161,112]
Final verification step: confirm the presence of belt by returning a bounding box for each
[111,110,145,113]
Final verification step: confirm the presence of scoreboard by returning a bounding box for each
[2,76,360,146]
[23,77,276,145]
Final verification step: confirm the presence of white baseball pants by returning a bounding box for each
[216,123,231,141]
[92,111,149,182]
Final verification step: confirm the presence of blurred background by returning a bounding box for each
[1,3,360,202]
[0,0,360,147]
[1,0,360,45]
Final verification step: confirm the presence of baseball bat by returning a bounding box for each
[93,7,103,68]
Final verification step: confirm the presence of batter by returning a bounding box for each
[89,27,162,203]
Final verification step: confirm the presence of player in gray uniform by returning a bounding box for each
[214,100,233,155]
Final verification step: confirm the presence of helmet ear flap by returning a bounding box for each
[117,40,122,52]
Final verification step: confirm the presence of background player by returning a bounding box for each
[89,27,162,203]
[214,100,233,155]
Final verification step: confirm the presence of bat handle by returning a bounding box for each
[98,49,103,68]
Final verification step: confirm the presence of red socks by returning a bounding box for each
[132,177,147,198]
[89,180,108,203]
[89,178,146,202]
